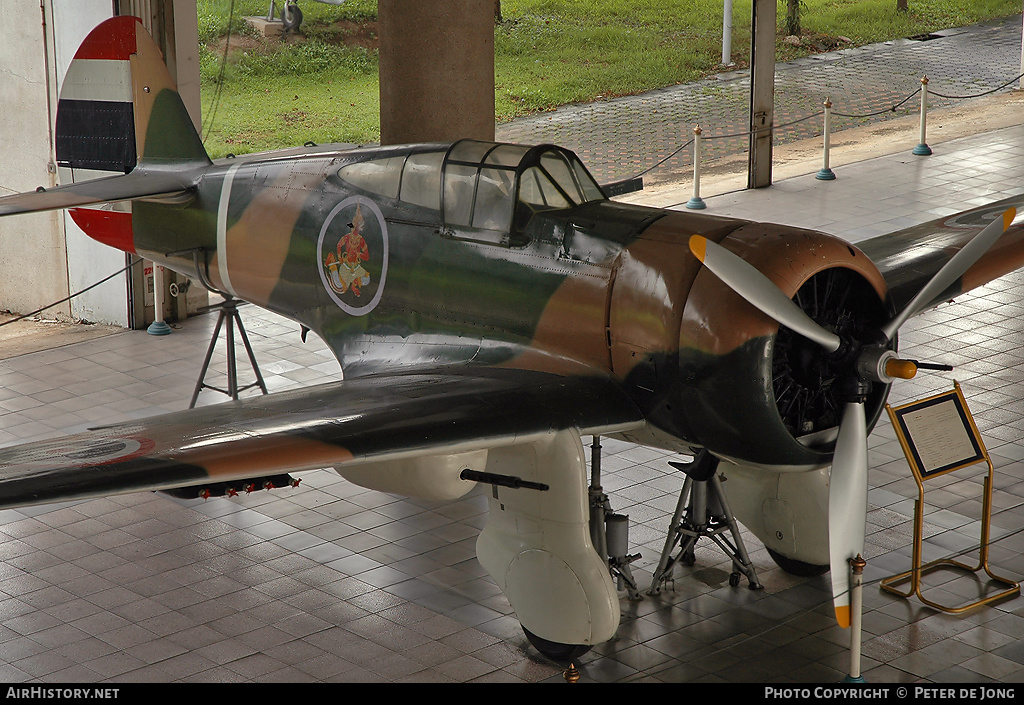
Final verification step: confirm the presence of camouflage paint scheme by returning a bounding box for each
[3,16,1024,648]
[2,12,1024,512]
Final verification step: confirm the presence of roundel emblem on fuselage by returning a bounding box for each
[317,195,389,316]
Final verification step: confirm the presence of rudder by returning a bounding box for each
[55,15,209,181]
[53,15,209,252]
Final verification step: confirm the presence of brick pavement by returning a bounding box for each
[496,14,1024,186]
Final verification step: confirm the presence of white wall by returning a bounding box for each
[50,0,131,326]
[0,1,201,327]
[0,3,74,320]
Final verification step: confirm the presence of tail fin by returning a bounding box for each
[34,15,211,252]
[55,15,210,178]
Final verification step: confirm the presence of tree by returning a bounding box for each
[785,0,801,36]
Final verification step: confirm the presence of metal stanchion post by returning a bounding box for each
[147,263,172,335]
[816,98,836,181]
[913,76,932,156]
[686,125,707,210]
[721,0,734,66]
[843,555,868,683]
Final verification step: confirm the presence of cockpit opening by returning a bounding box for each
[336,140,605,247]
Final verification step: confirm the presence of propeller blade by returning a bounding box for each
[829,401,868,628]
[689,236,842,352]
[881,207,1016,341]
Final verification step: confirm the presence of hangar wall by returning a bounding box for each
[0,2,76,322]
[0,0,201,328]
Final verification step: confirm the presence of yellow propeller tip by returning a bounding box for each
[689,235,707,262]
[835,605,851,629]
[1004,207,1017,230]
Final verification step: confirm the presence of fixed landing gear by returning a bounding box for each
[588,437,643,601]
[523,628,591,662]
[768,547,829,577]
[516,435,638,663]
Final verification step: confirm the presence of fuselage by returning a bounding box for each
[123,140,891,469]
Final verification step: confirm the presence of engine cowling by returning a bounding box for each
[677,223,891,470]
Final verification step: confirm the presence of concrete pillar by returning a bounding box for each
[748,0,776,189]
[378,0,495,145]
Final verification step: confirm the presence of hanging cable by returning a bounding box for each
[201,0,238,143]
[0,258,144,329]
[929,71,1024,99]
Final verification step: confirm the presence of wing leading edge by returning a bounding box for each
[859,194,1024,311]
[0,368,644,510]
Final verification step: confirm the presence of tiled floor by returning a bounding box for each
[2,126,1024,682]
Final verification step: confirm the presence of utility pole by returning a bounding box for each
[748,0,776,188]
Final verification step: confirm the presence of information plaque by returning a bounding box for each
[876,383,1019,614]
[881,382,1019,614]
[888,384,985,482]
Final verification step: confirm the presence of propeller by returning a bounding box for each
[688,207,1014,627]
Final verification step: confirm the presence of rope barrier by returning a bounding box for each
[627,66,1022,184]
[929,71,1024,99]
[632,138,695,179]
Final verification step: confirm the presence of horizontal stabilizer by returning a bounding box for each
[0,164,204,218]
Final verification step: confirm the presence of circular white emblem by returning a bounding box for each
[944,200,1024,229]
[10,436,155,468]
[317,195,389,316]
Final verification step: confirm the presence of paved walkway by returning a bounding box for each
[497,14,1024,186]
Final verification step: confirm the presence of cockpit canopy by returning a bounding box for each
[337,140,605,246]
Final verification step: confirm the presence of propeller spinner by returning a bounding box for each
[688,207,1014,627]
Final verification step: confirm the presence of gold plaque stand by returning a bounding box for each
[881,382,1019,613]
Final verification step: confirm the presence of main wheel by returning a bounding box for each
[523,627,592,662]
[767,547,829,577]
[281,4,303,32]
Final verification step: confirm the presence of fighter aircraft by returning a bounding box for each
[1,15,1023,660]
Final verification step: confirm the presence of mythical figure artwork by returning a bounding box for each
[317,196,389,316]
[324,203,371,297]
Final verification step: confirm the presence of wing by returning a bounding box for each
[858,194,1024,311]
[0,368,643,510]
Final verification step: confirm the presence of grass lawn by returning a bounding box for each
[197,0,1023,157]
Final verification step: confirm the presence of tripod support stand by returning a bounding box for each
[649,450,762,594]
[189,296,268,408]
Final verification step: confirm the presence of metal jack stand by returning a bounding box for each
[189,296,269,408]
[649,450,762,594]
[588,437,643,600]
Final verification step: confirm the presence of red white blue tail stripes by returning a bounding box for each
[55,16,139,176]
[55,16,142,253]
